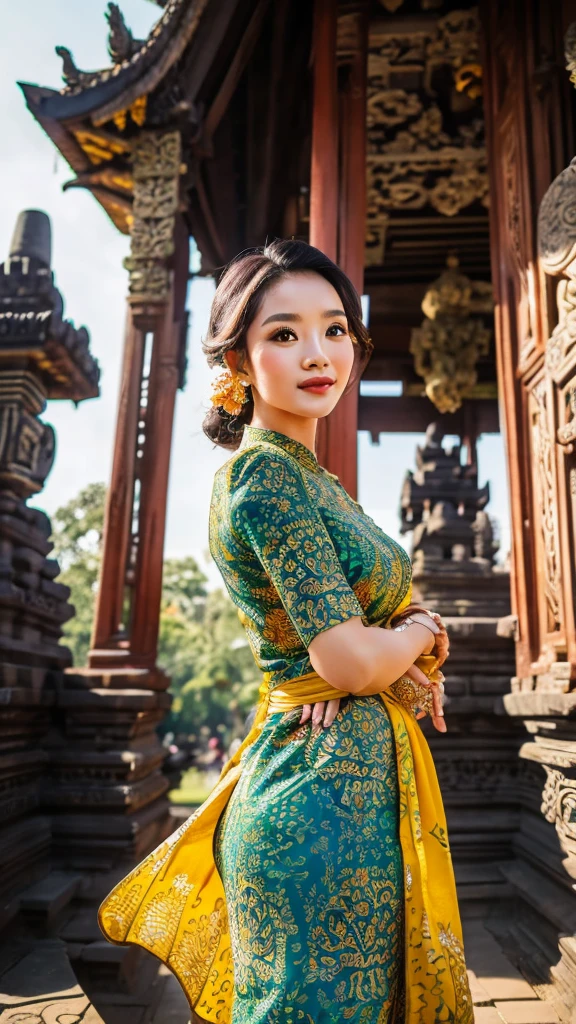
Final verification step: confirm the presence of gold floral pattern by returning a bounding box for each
[98,425,471,1024]
[215,696,404,1022]
[209,426,412,686]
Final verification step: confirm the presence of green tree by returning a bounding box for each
[169,590,260,743]
[51,483,107,665]
[51,484,260,745]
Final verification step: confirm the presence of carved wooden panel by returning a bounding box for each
[481,0,576,684]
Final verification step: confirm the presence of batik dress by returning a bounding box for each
[98,425,472,1024]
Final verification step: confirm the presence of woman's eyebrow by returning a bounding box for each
[261,308,346,326]
[261,312,302,325]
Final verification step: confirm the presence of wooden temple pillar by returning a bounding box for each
[49,134,189,948]
[89,134,188,682]
[311,0,369,498]
[481,0,576,1006]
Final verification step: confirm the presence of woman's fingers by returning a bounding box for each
[300,703,312,725]
[311,701,326,728]
[405,663,432,688]
[302,699,341,729]
[323,698,341,727]
[431,708,447,733]
[435,637,450,666]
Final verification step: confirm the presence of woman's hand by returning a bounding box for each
[404,661,447,733]
[426,612,450,666]
[300,698,340,730]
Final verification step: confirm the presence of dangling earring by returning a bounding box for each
[210,367,250,415]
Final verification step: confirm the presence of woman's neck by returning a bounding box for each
[249,410,317,455]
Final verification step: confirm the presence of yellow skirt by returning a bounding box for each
[98,670,472,1024]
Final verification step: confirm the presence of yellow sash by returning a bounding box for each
[98,669,472,1023]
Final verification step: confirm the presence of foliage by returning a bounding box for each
[164,588,260,744]
[169,767,214,807]
[51,483,107,666]
[51,484,260,746]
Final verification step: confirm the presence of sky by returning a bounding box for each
[0,1,511,587]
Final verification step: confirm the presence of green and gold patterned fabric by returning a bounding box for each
[210,427,409,1021]
[98,425,472,1024]
[209,425,413,687]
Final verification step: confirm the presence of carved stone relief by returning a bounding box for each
[124,130,182,310]
[542,765,576,853]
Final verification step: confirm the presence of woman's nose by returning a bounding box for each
[302,334,330,367]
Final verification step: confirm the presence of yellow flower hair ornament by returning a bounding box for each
[210,368,250,416]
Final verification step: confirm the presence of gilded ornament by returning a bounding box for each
[410,256,492,414]
[210,369,250,415]
[130,95,147,126]
[113,108,128,131]
[455,63,483,100]
[365,10,486,261]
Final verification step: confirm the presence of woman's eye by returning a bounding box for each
[326,323,347,337]
[271,328,296,343]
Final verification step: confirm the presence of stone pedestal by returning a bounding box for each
[0,211,98,932]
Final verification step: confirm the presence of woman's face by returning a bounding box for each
[229,271,356,422]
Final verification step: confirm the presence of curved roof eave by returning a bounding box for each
[19,0,212,126]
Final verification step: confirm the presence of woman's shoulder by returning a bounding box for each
[214,440,303,494]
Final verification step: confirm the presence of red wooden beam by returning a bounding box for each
[312,1,368,498]
[91,312,145,653]
[309,0,338,260]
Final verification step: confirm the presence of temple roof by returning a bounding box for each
[19,0,262,237]
[21,0,210,123]
[19,0,497,430]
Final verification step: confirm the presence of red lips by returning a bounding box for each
[298,376,335,388]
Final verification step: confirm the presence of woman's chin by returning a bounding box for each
[293,392,342,417]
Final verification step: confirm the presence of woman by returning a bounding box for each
[99,240,472,1024]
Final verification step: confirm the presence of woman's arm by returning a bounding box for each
[308,614,437,695]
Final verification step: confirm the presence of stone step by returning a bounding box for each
[149,965,190,1024]
[61,906,103,944]
[0,937,104,1024]
[19,870,82,929]
[493,1001,560,1023]
[464,920,537,998]
[79,942,153,999]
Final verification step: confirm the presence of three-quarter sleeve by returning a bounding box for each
[230,448,365,649]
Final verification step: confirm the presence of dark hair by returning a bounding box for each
[202,238,372,449]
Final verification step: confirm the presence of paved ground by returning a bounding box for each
[463,919,562,1024]
[0,919,564,1024]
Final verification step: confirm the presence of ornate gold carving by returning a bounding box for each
[124,130,182,311]
[131,95,148,127]
[455,63,483,100]
[73,129,131,166]
[427,10,481,82]
[366,10,486,258]
[410,256,492,414]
